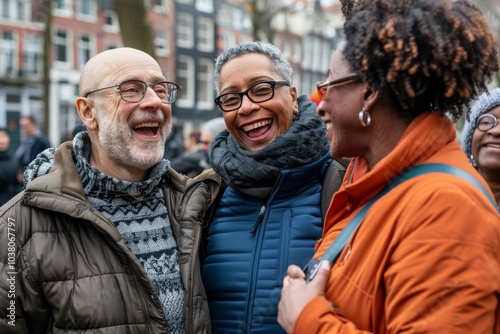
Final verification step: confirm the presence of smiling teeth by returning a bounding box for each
[486,143,500,148]
[325,122,332,130]
[133,122,159,129]
[242,120,272,132]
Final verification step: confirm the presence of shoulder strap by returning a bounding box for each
[304,163,498,282]
[321,158,350,220]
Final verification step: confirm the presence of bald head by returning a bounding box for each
[79,48,161,97]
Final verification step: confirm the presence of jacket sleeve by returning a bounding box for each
[293,186,500,333]
[0,205,50,333]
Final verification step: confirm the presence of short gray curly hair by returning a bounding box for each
[213,41,293,96]
[461,87,500,164]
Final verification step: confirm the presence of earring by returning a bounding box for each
[358,107,371,127]
[470,154,477,168]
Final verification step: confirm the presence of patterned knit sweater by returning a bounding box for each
[25,132,185,333]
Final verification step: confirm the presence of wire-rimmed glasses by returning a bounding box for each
[214,80,290,112]
[84,80,181,104]
[476,113,498,132]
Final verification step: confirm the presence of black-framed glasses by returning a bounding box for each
[476,113,498,132]
[316,74,361,101]
[84,79,181,104]
[214,80,290,112]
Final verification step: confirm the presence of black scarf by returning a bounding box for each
[209,95,329,196]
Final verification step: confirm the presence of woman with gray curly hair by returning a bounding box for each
[462,87,500,206]
[201,40,348,334]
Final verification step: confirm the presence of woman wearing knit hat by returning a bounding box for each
[462,87,500,206]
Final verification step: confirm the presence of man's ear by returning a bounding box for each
[75,97,98,130]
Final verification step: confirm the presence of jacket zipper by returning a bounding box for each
[250,205,266,233]
[130,262,154,333]
[249,174,282,234]
[244,174,283,332]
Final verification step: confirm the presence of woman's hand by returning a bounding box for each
[278,261,331,333]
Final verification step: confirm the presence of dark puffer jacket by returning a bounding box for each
[0,142,220,333]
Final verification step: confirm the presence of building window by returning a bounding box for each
[155,29,169,56]
[77,0,97,21]
[1,31,17,76]
[292,40,302,63]
[197,17,213,52]
[105,41,122,50]
[78,34,93,69]
[0,0,30,20]
[197,58,214,109]
[283,38,292,59]
[54,0,72,16]
[221,32,235,50]
[23,33,42,77]
[0,0,31,21]
[152,0,167,13]
[103,10,119,33]
[177,12,194,48]
[176,56,194,107]
[54,29,70,65]
[196,0,213,13]
[0,1,8,19]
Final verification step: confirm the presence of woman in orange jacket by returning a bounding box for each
[278,0,500,333]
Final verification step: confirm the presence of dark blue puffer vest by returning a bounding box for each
[202,153,330,334]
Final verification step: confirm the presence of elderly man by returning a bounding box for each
[0,47,219,333]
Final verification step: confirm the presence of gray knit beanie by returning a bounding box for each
[461,87,500,164]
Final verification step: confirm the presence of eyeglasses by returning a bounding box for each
[316,74,361,101]
[214,80,290,112]
[476,113,498,132]
[84,79,181,104]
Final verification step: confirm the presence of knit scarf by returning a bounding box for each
[209,95,329,194]
[25,133,185,333]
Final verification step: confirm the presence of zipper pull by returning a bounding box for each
[250,205,266,233]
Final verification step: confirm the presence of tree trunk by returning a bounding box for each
[42,0,53,135]
[114,0,156,58]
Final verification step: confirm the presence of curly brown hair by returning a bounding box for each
[340,0,499,121]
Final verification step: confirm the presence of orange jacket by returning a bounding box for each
[294,113,500,333]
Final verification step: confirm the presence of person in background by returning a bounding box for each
[184,128,202,152]
[201,41,345,334]
[199,117,227,155]
[0,47,219,333]
[278,0,500,333]
[0,127,19,205]
[462,87,500,207]
[170,117,226,177]
[163,119,185,161]
[14,115,50,184]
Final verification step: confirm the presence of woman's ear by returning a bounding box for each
[289,86,299,115]
[363,84,380,112]
[75,97,97,130]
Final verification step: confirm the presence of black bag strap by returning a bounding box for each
[321,158,350,220]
